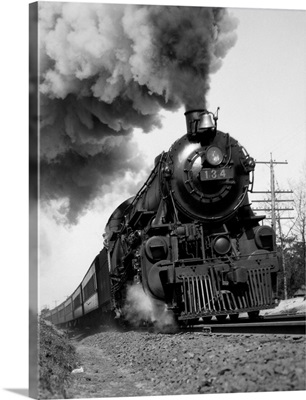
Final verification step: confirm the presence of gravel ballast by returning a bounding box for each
[39,299,306,398]
[66,327,305,398]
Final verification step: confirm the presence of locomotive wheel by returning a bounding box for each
[216,314,227,322]
[229,313,239,322]
[248,310,260,320]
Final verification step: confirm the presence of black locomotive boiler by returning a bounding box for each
[47,109,279,327]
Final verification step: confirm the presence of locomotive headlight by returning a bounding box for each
[206,146,223,166]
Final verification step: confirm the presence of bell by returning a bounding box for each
[198,112,215,131]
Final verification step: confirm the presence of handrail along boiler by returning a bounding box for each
[105,109,279,322]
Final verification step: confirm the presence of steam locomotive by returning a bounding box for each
[46,109,279,327]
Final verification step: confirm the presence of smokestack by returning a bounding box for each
[35,3,238,224]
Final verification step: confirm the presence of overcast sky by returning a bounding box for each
[34,1,306,310]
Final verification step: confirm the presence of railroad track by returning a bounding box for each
[195,314,306,335]
[68,314,305,337]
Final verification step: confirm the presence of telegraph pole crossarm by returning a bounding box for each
[252,199,293,202]
[252,191,293,194]
[264,217,294,220]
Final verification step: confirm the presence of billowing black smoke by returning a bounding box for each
[35,2,238,224]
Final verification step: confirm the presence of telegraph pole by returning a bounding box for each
[270,154,276,232]
[252,153,293,299]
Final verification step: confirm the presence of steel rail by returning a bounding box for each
[200,319,306,335]
[262,313,305,322]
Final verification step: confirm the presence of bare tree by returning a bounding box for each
[280,163,306,297]
[290,164,306,269]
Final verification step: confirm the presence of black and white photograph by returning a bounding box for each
[1,0,306,399]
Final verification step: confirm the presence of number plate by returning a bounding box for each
[200,168,234,181]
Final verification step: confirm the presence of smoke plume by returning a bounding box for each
[36,2,238,224]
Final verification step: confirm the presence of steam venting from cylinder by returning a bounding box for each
[33,3,238,224]
[123,283,178,333]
